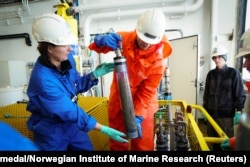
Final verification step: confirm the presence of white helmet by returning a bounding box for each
[211,44,228,61]
[32,13,76,45]
[136,8,166,44]
[236,28,250,58]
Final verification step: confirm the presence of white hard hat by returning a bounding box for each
[32,13,76,45]
[236,28,250,58]
[136,8,166,44]
[211,44,228,61]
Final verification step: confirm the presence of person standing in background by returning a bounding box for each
[26,13,127,151]
[203,44,246,151]
[89,8,172,150]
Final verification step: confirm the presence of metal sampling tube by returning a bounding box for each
[114,50,138,139]
[156,114,168,151]
[168,103,175,151]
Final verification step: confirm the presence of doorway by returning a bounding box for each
[168,35,200,105]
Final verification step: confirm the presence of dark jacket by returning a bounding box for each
[203,65,246,118]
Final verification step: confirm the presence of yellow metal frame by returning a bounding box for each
[158,100,210,151]
[157,100,228,151]
[188,104,228,145]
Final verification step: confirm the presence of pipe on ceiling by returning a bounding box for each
[74,0,187,13]
[77,0,204,47]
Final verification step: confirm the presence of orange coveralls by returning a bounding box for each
[89,30,172,150]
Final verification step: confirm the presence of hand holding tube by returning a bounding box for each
[94,32,122,50]
[135,116,144,138]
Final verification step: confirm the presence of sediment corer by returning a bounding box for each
[235,111,250,150]
[168,103,175,151]
[156,115,168,151]
[114,47,138,139]
[175,121,188,151]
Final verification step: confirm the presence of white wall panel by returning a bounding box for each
[218,0,235,34]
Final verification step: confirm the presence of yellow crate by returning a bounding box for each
[77,95,110,150]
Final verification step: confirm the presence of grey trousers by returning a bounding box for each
[207,117,234,151]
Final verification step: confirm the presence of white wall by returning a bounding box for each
[0,0,60,90]
[0,0,240,100]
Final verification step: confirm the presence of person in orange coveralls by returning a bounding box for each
[89,8,172,150]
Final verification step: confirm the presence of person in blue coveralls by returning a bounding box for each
[26,13,128,151]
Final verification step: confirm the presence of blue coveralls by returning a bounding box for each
[26,53,98,151]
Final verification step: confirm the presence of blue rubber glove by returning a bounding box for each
[234,111,241,125]
[94,32,122,50]
[135,116,144,138]
[92,62,114,78]
[100,125,128,143]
